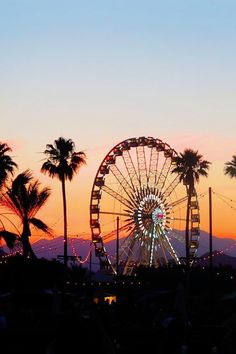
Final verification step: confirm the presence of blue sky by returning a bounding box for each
[0,0,236,236]
[1,0,236,143]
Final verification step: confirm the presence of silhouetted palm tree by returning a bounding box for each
[41,137,86,266]
[172,149,211,268]
[0,170,52,258]
[0,142,18,188]
[224,155,236,179]
[0,142,18,249]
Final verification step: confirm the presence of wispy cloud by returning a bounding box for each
[167,133,235,161]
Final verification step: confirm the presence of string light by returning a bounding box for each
[213,191,236,211]
[69,238,92,264]
[1,188,236,269]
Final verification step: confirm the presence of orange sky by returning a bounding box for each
[2,136,235,244]
[1,1,236,243]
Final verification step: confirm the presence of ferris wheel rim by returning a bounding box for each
[90,136,200,274]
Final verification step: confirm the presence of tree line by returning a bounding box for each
[0,137,235,268]
[0,138,86,267]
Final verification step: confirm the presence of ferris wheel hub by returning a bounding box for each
[134,192,167,234]
[152,207,165,225]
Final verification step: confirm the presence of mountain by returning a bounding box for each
[198,250,236,268]
[169,230,236,258]
[36,231,236,262]
[195,231,236,257]
[2,231,236,270]
[0,248,7,257]
[32,236,91,262]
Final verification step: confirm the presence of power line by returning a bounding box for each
[213,191,236,204]
[213,191,236,211]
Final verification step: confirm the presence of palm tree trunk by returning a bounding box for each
[61,176,68,267]
[185,186,192,270]
[22,222,36,258]
[29,243,37,258]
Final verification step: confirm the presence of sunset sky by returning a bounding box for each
[1,0,236,241]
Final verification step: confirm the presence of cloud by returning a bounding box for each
[167,133,235,162]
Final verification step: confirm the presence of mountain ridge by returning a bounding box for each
[3,231,236,270]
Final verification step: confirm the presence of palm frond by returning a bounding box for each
[41,137,86,182]
[225,165,236,178]
[0,193,23,218]
[224,155,236,178]
[41,161,61,179]
[12,170,32,189]
[30,217,52,235]
[28,184,51,217]
[0,230,18,249]
[172,149,211,186]
[0,142,18,187]
[8,170,33,217]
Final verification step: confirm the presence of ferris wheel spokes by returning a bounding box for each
[109,164,135,197]
[90,137,200,275]
[170,195,188,208]
[156,156,173,193]
[148,146,159,186]
[148,222,156,266]
[156,224,181,265]
[119,228,136,259]
[99,211,132,217]
[122,149,140,190]
[102,220,134,242]
[163,174,180,198]
[101,185,134,210]
[136,145,149,188]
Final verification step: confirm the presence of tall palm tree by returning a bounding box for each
[0,170,52,258]
[224,155,236,178]
[41,137,86,266]
[172,149,211,268]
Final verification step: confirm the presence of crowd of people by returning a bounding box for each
[0,258,236,353]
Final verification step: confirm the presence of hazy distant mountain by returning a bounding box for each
[0,248,7,257]
[170,230,236,258]
[198,250,236,268]
[196,231,236,257]
[2,231,235,270]
[32,236,91,262]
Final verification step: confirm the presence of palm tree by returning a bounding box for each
[0,142,18,249]
[172,149,211,268]
[0,142,18,189]
[41,137,86,266]
[0,170,52,258]
[224,155,236,178]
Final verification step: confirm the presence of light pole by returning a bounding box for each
[209,187,213,269]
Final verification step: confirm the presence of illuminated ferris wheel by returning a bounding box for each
[90,137,200,276]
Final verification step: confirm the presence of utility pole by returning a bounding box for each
[116,217,120,276]
[209,187,213,269]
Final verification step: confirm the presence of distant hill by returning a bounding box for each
[197,250,236,268]
[0,248,7,257]
[196,231,236,257]
[168,231,236,261]
[2,231,236,270]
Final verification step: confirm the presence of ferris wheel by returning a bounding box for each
[90,137,200,276]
